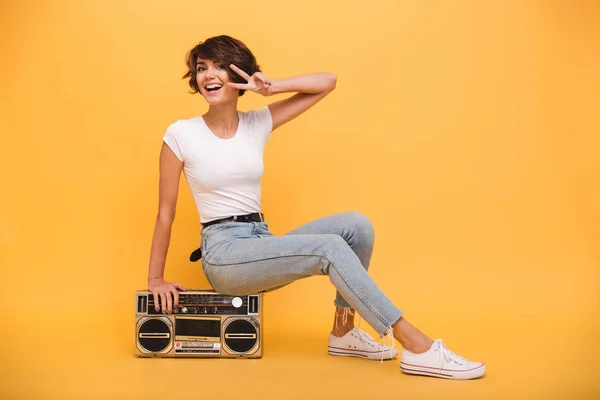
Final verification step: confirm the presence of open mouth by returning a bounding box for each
[204,84,223,93]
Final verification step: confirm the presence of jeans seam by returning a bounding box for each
[205,250,321,265]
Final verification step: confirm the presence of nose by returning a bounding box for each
[206,66,217,79]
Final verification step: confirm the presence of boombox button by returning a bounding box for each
[232,297,243,308]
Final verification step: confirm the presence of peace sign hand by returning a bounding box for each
[227,64,273,96]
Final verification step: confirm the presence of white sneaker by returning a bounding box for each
[328,328,398,360]
[400,339,486,379]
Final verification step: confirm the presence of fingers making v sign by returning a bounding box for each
[227,64,272,96]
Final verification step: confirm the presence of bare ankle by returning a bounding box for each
[392,317,433,353]
[331,325,354,337]
[403,339,433,354]
[331,327,354,337]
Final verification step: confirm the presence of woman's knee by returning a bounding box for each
[319,234,353,262]
[345,211,375,244]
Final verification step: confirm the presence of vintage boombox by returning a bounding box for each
[135,290,263,358]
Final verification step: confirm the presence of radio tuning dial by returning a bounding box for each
[181,307,188,313]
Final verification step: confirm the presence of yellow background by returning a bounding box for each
[1,0,599,398]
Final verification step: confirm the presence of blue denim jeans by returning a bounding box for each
[200,211,403,336]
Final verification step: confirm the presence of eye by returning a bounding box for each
[196,67,206,72]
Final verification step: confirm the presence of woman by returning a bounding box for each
[147,35,485,380]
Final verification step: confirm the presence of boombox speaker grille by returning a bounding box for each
[224,319,258,354]
[138,318,171,353]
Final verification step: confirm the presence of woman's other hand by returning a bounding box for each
[227,64,273,96]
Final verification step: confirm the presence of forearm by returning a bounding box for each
[269,73,336,95]
[147,214,174,282]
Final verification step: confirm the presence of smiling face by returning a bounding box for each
[182,35,261,99]
[195,58,239,105]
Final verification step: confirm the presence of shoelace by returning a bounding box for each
[355,328,380,346]
[436,340,466,375]
[334,308,354,335]
[334,308,397,363]
[383,327,397,363]
[356,328,396,364]
[357,312,398,363]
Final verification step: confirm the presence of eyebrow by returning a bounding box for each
[196,59,223,66]
[195,60,224,70]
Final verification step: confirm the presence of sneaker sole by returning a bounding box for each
[400,363,486,380]
[328,347,398,361]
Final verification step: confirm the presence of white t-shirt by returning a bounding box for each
[163,106,273,223]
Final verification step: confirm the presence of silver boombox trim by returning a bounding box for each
[134,290,263,358]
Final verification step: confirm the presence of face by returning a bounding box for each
[195,58,238,105]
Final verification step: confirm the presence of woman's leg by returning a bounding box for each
[282,212,375,336]
[201,220,402,338]
[281,212,433,352]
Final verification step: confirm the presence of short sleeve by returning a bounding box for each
[253,106,273,141]
[162,123,184,162]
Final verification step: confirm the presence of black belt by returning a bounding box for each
[189,212,265,262]
[201,212,264,229]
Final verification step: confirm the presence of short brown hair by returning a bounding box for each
[182,35,261,97]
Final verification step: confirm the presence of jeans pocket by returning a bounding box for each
[256,221,272,238]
